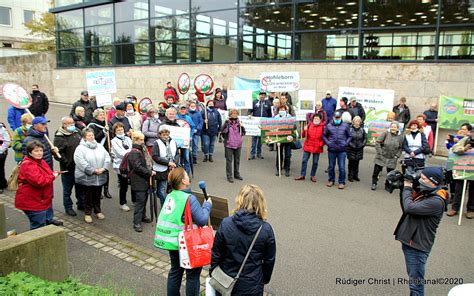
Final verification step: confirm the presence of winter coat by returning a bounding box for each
[141,117,161,147]
[128,144,154,191]
[111,135,132,171]
[211,210,276,295]
[70,98,97,125]
[87,119,108,148]
[163,86,179,102]
[423,109,438,134]
[202,108,222,136]
[73,139,111,186]
[15,156,55,212]
[213,98,227,110]
[302,122,325,154]
[374,131,404,169]
[306,109,328,125]
[72,114,87,131]
[348,102,366,123]
[393,104,411,126]
[221,119,246,149]
[29,91,49,116]
[53,128,82,171]
[108,116,132,138]
[323,122,352,152]
[12,126,28,162]
[7,106,26,130]
[24,128,53,169]
[188,109,203,135]
[322,97,337,120]
[248,100,272,118]
[347,126,367,161]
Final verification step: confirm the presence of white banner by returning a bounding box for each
[226,90,253,109]
[260,72,300,92]
[337,87,395,121]
[238,116,261,137]
[218,109,228,124]
[95,93,112,107]
[164,125,191,149]
[86,70,117,96]
[296,90,316,121]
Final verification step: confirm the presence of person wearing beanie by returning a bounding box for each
[402,119,429,173]
[394,166,447,296]
[108,102,132,138]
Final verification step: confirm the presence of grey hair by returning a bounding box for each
[93,108,106,118]
[166,107,177,116]
[61,116,72,123]
[390,121,400,127]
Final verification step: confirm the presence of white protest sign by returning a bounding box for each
[95,93,112,108]
[238,116,261,136]
[338,87,395,121]
[296,90,316,121]
[260,72,300,92]
[218,109,228,123]
[164,125,191,149]
[86,70,117,96]
[227,90,253,109]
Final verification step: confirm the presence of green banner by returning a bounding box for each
[260,117,297,144]
[439,95,474,129]
[446,149,474,180]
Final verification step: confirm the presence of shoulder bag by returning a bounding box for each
[209,225,263,295]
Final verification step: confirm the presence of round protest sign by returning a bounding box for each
[193,74,214,94]
[0,83,32,109]
[177,73,191,94]
[177,118,190,128]
[138,97,153,114]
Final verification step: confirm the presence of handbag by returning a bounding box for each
[291,139,302,150]
[178,199,214,269]
[209,225,263,295]
[7,161,21,191]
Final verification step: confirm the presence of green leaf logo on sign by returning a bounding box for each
[194,74,214,95]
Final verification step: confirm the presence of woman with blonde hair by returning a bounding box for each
[211,184,276,295]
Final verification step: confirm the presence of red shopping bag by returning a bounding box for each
[179,199,214,269]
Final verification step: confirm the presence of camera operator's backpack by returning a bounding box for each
[119,148,140,177]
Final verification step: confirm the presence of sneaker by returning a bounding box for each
[447,210,458,217]
[371,184,377,191]
[310,176,317,183]
[338,184,345,190]
[466,211,474,219]
[326,181,334,187]
[84,215,92,223]
[96,213,105,220]
[66,209,77,216]
[134,224,143,232]
[294,176,305,181]
[120,204,131,212]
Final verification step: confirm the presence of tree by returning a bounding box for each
[22,11,56,52]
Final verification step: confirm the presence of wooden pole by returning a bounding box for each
[246,137,251,160]
[105,109,111,153]
[457,179,468,226]
[204,96,209,129]
[277,142,281,177]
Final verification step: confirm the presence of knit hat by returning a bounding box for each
[422,167,444,186]
[115,102,126,111]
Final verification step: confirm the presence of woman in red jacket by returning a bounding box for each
[295,113,325,182]
[15,140,59,230]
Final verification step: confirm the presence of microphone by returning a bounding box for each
[199,181,209,200]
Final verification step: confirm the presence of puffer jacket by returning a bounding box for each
[73,139,111,186]
[53,128,82,171]
[302,122,325,154]
[374,130,404,169]
[12,126,28,162]
[188,109,203,135]
[15,156,55,212]
[201,108,222,136]
[211,210,276,296]
[347,126,367,160]
[221,119,245,149]
[323,122,352,152]
[7,106,26,130]
[111,135,132,171]
[24,128,53,169]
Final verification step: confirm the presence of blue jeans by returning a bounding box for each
[167,250,202,296]
[61,172,84,210]
[191,134,200,159]
[202,134,216,156]
[180,148,191,175]
[251,136,262,157]
[23,207,53,230]
[157,180,167,206]
[402,244,430,296]
[328,151,346,184]
[300,152,320,177]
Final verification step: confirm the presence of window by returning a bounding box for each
[24,10,35,24]
[0,6,11,26]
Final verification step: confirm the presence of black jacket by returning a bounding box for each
[53,128,82,171]
[29,91,49,116]
[248,100,272,118]
[109,116,132,138]
[393,104,411,126]
[394,187,446,253]
[211,210,276,295]
[128,144,153,191]
[423,109,438,132]
[347,126,367,160]
[87,119,108,150]
[70,98,97,125]
[348,102,366,123]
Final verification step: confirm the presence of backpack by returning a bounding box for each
[119,148,140,178]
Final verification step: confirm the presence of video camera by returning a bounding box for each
[385,159,424,194]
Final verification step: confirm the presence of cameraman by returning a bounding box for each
[447,124,474,219]
[394,167,447,296]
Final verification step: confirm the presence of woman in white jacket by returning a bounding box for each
[74,128,111,223]
[111,122,133,211]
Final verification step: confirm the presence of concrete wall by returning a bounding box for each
[0,225,68,281]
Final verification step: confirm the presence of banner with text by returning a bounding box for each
[438,95,474,130]
[366,120,404,145]
[227,90,253,109]
[238,116,261,137]
[260,117,297,144]
[233,76,260,101]
[260,72,300,92]
[447,149,474,180]
[338,87,395,122]
[164,125,191,149]
[86,70,117,96]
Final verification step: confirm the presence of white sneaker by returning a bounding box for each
[120,204,130,212]
[84,215,92,223]
[96,213,105,220]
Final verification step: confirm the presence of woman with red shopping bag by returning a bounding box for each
[154,167,212,296]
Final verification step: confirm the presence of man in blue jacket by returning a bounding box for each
[187,101,203,164]
[394,167,446,296]
[322,90,337,122]
[201,100,222,162]
[7,106,26,130]
[247,92,272,160]
[323,111,351,189]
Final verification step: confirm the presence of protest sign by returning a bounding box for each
[227,90,253,109]
[177,73,191,94]
[0,83,32,109]
[138,97,153,114]
[260,117,297,144]
[296,90,316,121]
[164,125,191,149]
[233,76,260,101]
[218,109,228,124]
[447,149,474,181]
[86,70,117,96]
[438,96,474,130]
[366,120,404,145]
[194,74,214,95]
[260,72,300,92]
[338,87,394,122]
[95,93,112,108]
[238,116,261,137]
